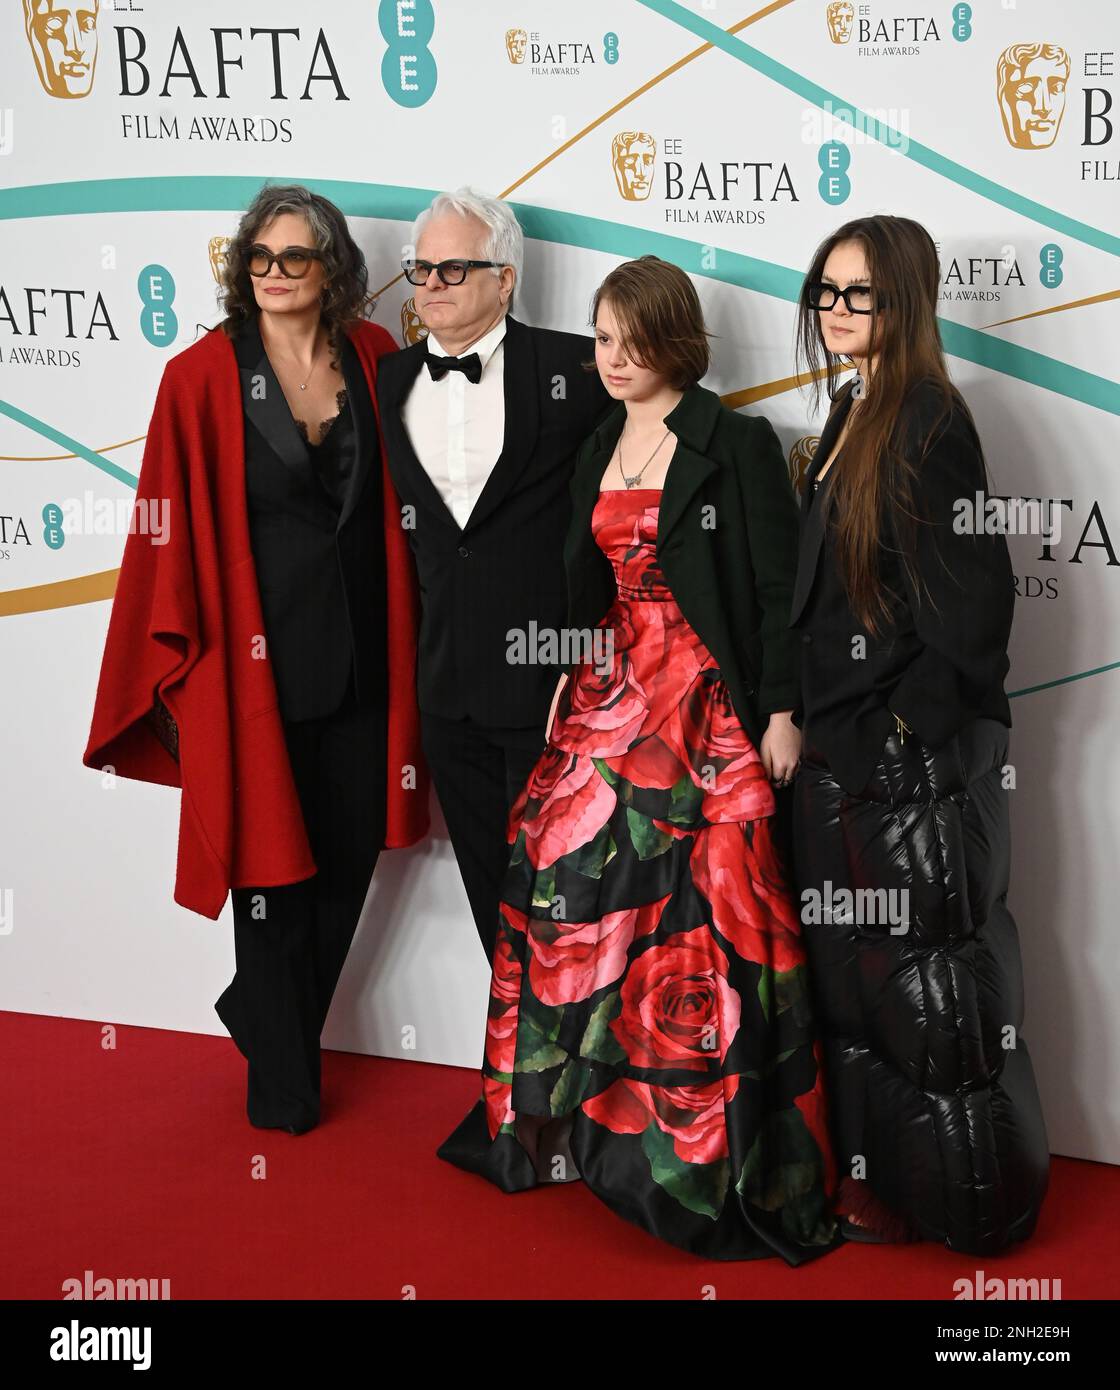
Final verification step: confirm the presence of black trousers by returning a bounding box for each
[420,711,546,961]
[215,675,387,1130]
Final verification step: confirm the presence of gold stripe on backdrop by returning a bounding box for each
[0,568,118,617]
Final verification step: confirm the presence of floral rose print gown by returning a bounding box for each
[438,489,840,1262]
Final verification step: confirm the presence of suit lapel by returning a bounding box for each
[234,316,312,485]
[565,415,619,628]
[379,337,461,529]
[657,385,721,545]
[658,445,718,546]
[789,386,854,625]
[336,327,374,531]
[567,407,620,546]
[463,315,540,533]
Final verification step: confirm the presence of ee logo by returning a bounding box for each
[380,0,437,107]
[138,264,177,347]
[818,142,851,205]
[42,502,65,550]
[1040,243,1063,289]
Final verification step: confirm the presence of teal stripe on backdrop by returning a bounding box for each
[1009,660,1120,699]
[638,0,1120,259]
[1,178,1116,415]
[518,205,1120,416]
[0,177,436,223]
[0,184,1115,692]
[0,399,138,487]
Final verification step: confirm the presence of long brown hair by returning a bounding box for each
[795,215,967,633]
[216,183,371,368]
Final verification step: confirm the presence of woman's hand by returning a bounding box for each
[760,709,801,787]
[545,673,568,743]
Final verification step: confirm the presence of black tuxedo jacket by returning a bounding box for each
[234,316,387,723]
[790,376,1014,794]
[376,313,611,728]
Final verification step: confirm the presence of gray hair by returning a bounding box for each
[242,183,339,254]
[411,187,524,295]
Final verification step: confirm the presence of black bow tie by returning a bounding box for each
[425,349,482,384]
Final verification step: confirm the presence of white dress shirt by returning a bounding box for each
[402,316,507,529]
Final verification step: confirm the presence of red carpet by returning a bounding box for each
[2,1010,1115,1300]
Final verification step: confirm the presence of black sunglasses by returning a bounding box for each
[807,281,887,314]
[402,258,504,286]
[247,245,325,279]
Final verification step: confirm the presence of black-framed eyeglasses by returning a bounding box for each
[247,245,325,279]
[401,258,504,286]
[806,281,886,314]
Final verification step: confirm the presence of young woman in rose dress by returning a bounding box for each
[439,256,842,1262]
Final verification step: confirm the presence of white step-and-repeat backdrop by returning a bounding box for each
[1,1,1116,1162]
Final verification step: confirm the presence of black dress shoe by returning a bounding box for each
[249,1114,317,1135]
[839,1217,892,1243]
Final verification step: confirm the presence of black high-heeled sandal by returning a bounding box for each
[533,1115,581,1184]
[835,1176,919,1243]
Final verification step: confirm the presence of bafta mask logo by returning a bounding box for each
[825,2,854,45]
[612,131,656,202]
[401,296,428,346]
[505,28,527,65]
[789,436,819,497]
[997,43,1070,149]
[207,236,230,284]
[24,0,100,99]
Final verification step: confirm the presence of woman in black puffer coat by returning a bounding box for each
[787,214,1049,1253]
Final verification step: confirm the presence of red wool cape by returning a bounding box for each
[83,320,429,919]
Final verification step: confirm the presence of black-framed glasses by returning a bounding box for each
[401,258,503,286]
[807,281,886,314]
[247,245,325,279]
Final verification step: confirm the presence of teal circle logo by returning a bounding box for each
[1040,243,1064,289]
[818,142,851,204]
[380,0,437,107]
[603,33,620,65]
[137,264,178,347]
[951,5,973,42]
[42,501,65,549]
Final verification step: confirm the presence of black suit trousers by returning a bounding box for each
[421,712,546,961]
[215,674,388,1130]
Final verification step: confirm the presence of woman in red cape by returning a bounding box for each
[84,184,427,1134]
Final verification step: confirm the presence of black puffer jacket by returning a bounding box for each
[794,719,1050,1253]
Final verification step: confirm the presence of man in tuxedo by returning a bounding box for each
[377,188,610,960]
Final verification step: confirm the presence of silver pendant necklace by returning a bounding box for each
[618,428,670,489]
[265,324,325,391]
[297,332,324,390]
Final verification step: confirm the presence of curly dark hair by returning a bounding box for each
[215,183,372,367]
